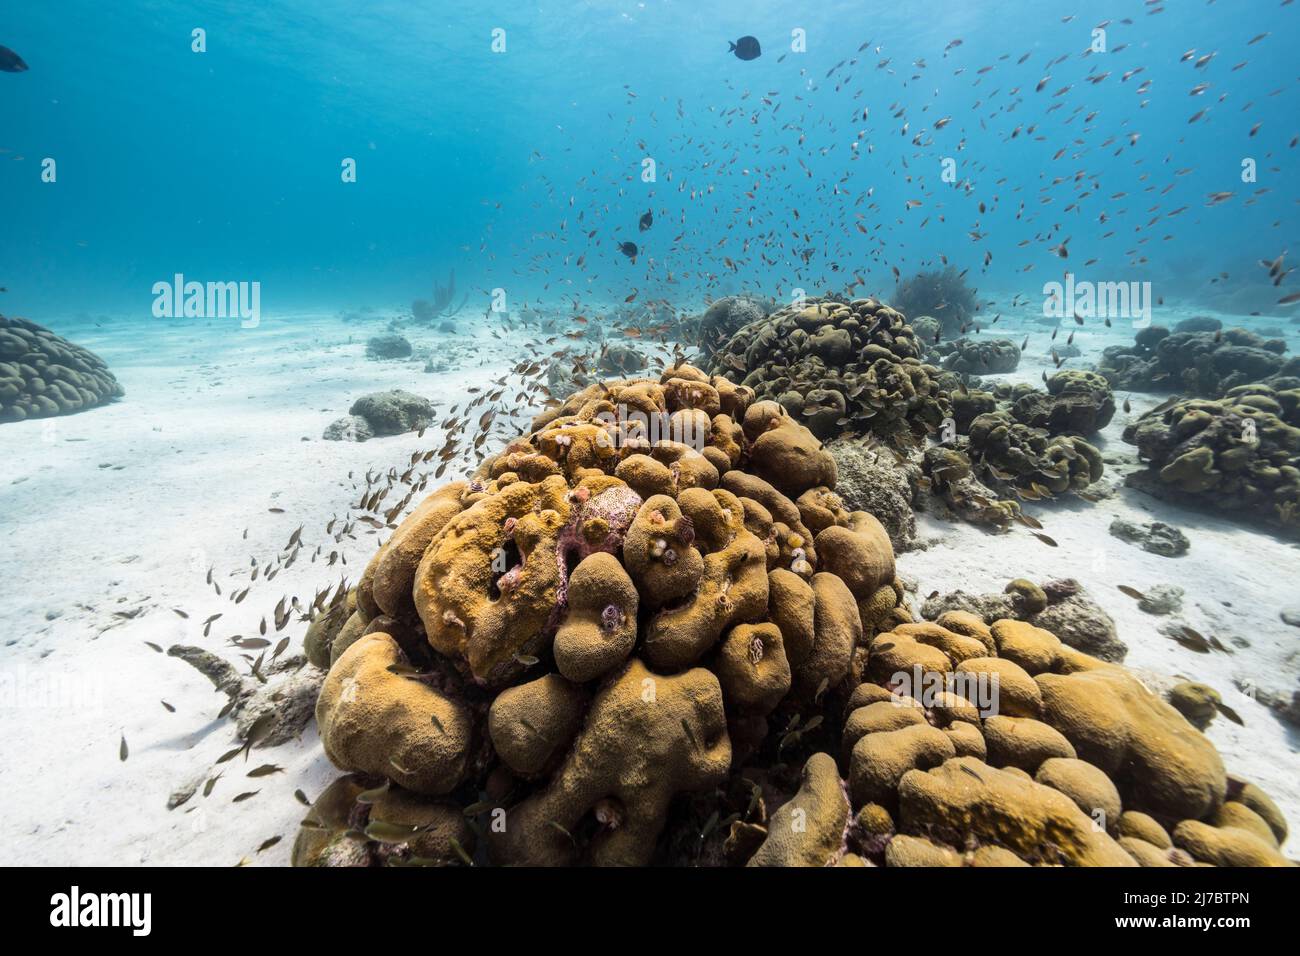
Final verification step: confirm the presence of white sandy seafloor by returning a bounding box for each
[0,302,1297,866]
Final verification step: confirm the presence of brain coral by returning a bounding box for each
[707,295,951,446]
[301,363,913,866]
[0,315,124,423]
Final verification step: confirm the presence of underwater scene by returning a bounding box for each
[2,0,1299,872]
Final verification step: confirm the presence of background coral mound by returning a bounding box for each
[1099,326,1298,398]
[301,363,914,865]
[893,266,979,340]
[365,333,412,360]
[0,315,124,423]
[324,389,435,441]
[937,337,1020,375]
[1123,385,1300,536]
[708,294,951,445]
[690,294,772,358]
[1003,370,1116,437]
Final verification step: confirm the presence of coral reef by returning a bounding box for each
[293,364,1288,868]
[893,266,979,340]
[0,315,124,423]
[1123,385,1300,537]
[962,412,1104,499]
[324,389,434,442]
[708,294,951,446]
[1000,370,1116,437]
[742,607,1285,867]
[914,371,1110,511]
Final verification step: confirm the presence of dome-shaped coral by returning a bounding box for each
[300,363,911,865]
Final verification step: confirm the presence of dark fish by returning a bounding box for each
[1215,701,1244,726]
[617,241,638,262]
[638,210,653,231]
[729,36,761,61]
[0,45,28,73]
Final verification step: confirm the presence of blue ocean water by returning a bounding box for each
[3,0,1297,325]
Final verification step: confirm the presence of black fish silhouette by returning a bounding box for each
[618,241,638,262]
[0,45,28,73]
[639,210,652,231]
[729,36,761,61]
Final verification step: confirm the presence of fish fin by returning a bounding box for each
[729,41,736,52]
